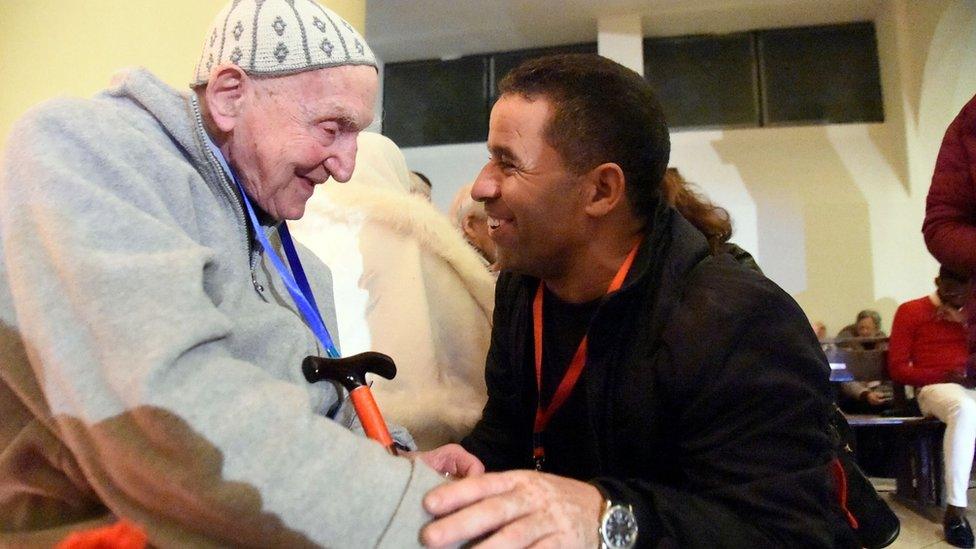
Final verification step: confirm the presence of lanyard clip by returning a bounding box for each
[532,433,545,471]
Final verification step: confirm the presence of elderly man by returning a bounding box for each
[0,0,478,546]
[450,182,497,269]
[420,54,858,548]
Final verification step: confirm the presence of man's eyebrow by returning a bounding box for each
[488,145,517,162]
[335,114,359,130]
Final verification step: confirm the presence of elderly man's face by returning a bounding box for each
[462,208,497,265]
[471,94,587,279]
[227,65,377,220]
[855,316,879,337]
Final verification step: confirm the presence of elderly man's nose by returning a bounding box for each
[325,135,358,182]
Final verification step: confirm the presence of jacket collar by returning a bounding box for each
[505,201,712,303]
[613,202,712,301]
[106,68,243,218]
[106,69,211,174]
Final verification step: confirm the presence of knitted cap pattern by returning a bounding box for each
[192,0,376,87]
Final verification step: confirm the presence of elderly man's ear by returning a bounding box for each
[205,65,249,133]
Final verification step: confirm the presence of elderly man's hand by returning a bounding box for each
[406,444,485,479]
[420,470,603,548]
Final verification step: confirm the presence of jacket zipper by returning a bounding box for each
[188,97,263,294]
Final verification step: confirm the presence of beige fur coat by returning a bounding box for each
[292,134,493,449]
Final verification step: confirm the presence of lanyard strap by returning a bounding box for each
[531,239,641,469]
[205,137,340,358]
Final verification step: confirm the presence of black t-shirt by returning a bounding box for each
[536,286,602,478]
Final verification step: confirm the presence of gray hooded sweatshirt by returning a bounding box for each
[0,69,443,547]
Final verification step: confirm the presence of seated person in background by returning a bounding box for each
[833,310,892,413]
[292,132,494,449]
[661,167,762,273]
[837,309,887,350]
[419,53,857,548]
[888,266,973,548]
[449,182,497,270]
[815,325,891,480]
[812,320,829,342]
[837,379,891,413]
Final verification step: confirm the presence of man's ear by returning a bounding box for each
[204,65,249,133]
[582,162,627,218]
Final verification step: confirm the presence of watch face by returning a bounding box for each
[601,504,638,549]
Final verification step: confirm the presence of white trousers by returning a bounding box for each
[917,383,976,507]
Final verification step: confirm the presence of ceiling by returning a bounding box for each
[366,0,885,63]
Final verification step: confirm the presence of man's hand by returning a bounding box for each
[420,470,604,549]
[406,444,485,479]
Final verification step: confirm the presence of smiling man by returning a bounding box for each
[203,65,376,220]
[420,54,860,548]
[0,1,477,546]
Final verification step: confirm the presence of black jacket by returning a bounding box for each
[462,205,858,548]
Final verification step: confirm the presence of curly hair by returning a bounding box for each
[662,168,732,254]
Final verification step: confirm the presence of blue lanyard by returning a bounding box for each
[205,135,340,358]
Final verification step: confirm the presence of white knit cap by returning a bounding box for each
[192,0,376,87]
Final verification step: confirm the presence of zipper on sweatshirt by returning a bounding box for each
[249,252,265,294]
[209,153,265,296]
[189,97,265,296]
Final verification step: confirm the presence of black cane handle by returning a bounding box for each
[302,351,397,391]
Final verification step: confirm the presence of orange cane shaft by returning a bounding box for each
[348,386,397,455]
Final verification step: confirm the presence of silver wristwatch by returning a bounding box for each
[595,484,638,549]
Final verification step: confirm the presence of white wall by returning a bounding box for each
[402,142,489,208]
[394,0,976,335]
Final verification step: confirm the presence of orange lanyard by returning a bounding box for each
[531,240,641,470]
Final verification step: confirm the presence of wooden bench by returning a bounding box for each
[846,413,946,510]
[826,339,947,512]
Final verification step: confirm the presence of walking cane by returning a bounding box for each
[302,352,399,455]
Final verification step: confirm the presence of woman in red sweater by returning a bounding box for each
[888,267,972,547]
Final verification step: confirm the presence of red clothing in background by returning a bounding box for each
[923,93,976,353]
[887,295,968,387]
[923,93,976,275]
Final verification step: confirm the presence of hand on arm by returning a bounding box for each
[406,444,485,479]
[420,470,603,549]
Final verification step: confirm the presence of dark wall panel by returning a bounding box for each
[381,22,885,146]
[759,22,884,125]
[382,56,489,147]
[644,33,759,129]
